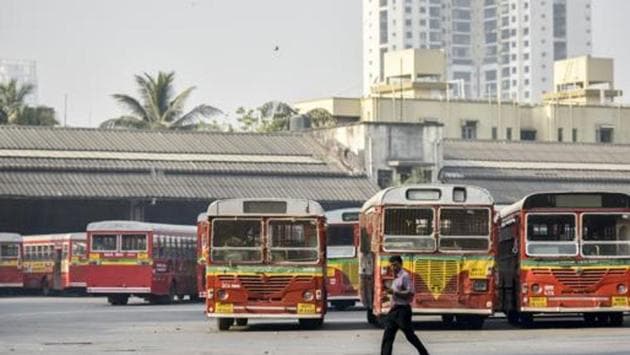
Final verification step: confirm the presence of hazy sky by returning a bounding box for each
[0,0,627,127]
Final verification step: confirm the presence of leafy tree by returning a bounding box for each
[101,71,223,130]
[306,108,336,128]
[13,106,58,126]
[235,101,297,133]
[0,79,35,124]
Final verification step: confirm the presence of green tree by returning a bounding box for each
[235,101,297,133]
[0,79,35,124]
[13,106,58,126]
[306,108,336,128]
[101,71,223,130]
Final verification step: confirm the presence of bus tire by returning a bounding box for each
[108,295,129,306]
[519,312,534,328]
[235,318,248,327]
[609,312,624,326]
[507,311,520,325]
[583,313,596,326]
[596,313,610,325]
[299,318,323,330]
[461,315,485,330]
[217,318,234,331]
[441,315,455,327]
[331,300,354,311]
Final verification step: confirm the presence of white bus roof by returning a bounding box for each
[325,208,361,224]
[361,184,494,212]
[499,191,630,219]
[86,221,196,234]
[23,233,86,243]
[0,233,21,243]
[197,212,208,222]
[207,198,325,217]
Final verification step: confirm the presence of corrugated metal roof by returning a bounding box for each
[0,171,378,203]
[443,139,630,164]
[0,125,320,155]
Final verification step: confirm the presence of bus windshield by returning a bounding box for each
[211,220,262,263]
[439,208,490,252]
[0,243,19,259]
[121,234,147,252]
[582,214,630,258]
[383,208,435,252]
[327,225,355,258]
[526,214,577,256]
[92,234,117,251]
[269,220,319,263]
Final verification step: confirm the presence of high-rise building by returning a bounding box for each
[363,0,592,103]
[0,59,38,105]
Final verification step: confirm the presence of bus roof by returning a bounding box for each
[22,233,85,243]
[361,184,494,212]
[499,191,630,219]
[207,198,325,217]
[86,221,196,234]
[197,212,208,222]
[0,233,21,243]
[325,208,361,224]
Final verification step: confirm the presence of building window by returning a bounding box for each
[596,127,614,143]
[520,129,537,141]
[461,121,477,140]
[557,128,563,142]
[492,127,498,140]
[506,128,512,141]
[572,128,578,142]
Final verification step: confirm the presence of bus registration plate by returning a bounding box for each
[297,303,316,314]
[529,297,547,308]
[612,297,628,308]
[215,303,233,313]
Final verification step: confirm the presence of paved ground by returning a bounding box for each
[1,296,630,354]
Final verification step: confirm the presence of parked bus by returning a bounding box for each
[86,221,197,305]
[22,233,87,295]
[497,192,630,326]
[325,208,361,310]
[196,212,209,300]
[0,233,22,292]
[204,198,327,330]
[359,184,496,329]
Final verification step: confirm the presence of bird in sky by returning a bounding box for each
[274,45,280,52]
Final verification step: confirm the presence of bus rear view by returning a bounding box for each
[204,198,327,330]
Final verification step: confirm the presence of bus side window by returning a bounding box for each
[153,236,160,258]
[62,244,69,259]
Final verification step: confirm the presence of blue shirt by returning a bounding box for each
[391,269,414,306]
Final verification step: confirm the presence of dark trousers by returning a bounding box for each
[380,305,430,355]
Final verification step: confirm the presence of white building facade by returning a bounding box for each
[363,0,592,103]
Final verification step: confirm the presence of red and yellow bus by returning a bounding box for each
[497,191,630,326]
[86,221,197,305]
[196,212,209,300]
[360,185,496,329]
[0,233,22,292]
[325,208,361,310]
[22,233,87,295]
[204,198,327,330]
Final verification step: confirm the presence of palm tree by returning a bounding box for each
[101,71,223,130]
[0,79,35,124]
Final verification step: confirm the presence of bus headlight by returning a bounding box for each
[217,289,228,301]
[472,280,488,292]
[618,284,628,294]
[531,283,542,294]
[303,291,314,301]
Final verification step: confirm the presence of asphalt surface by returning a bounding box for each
[1,296,630,354]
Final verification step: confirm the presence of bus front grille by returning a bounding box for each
[218,275,308,298]
[413,259,459,296]
[532,268,625,293]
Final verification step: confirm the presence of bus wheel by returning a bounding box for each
[519,313,534,328]
[610,312,624,327]
[596,313,610,325]
[462,315,485,330]
[108,295,129,306]
[235,318,248,327]
[332,300,354,311]
[217,318,234,331]
[583,313,596,326]
[299,318,323,330]
[441,315,455,327]
[507,311,520,326]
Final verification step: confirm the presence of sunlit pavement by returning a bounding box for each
[1,296,630,354]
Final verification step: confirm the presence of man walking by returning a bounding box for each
[381,255,430,355]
